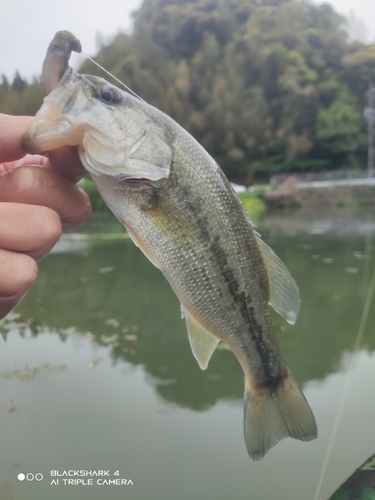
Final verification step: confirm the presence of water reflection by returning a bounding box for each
[7,232,245,411]
[1,208,375,500]
[6,210,374,407]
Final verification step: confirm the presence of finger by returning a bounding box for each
[0,203,62,260]
[0,114,33,162]
[1,148,86,183]
[1,149,86,183]
[0,249,38,319]
[47,146,86,183]
[0,166,92,230]
[0,154,50,174]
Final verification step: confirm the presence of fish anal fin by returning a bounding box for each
[255,234,300,325]
[244,371,317,460]
[182,306,220,370]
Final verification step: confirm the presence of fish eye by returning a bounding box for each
[101,90,113,102]
[100,88,122,104]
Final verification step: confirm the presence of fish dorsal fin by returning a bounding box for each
[182,306,220,370]
[254,234,300,325]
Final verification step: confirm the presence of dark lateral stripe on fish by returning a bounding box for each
[210,236,284,387]
[246,306,284,387]
[145,192,282,386]
[161,170,214,244]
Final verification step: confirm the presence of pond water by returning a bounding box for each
[1,207,375,500]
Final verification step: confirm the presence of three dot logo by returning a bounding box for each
[17,473,43,481]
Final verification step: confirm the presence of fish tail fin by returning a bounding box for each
[244,371,317,461]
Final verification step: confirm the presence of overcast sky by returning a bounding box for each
[0,0,374,81]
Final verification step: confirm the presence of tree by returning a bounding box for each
[11,71,26,93]
[316,86,366,156]
[342,44,375,103]
[1,0,373,182]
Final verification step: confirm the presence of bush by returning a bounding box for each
[238,189,267,218]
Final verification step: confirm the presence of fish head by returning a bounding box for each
[23,69,172,182]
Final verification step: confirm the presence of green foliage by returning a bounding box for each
[316,85,366,154]
[342,44,375,101]
[238,188,267,218]
[0,74,44,115]
[11,71,26,93]
[241,197,267,218]
[1,0,373,182]
[258,157,330,175]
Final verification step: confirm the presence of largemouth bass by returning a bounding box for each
[23,32,317,460]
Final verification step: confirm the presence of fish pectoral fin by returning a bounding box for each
[182,306,220,370]
[254,233,300,325]
[145,196,202,247]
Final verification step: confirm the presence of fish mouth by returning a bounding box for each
[22,116,82,155]
[22,68,86,155]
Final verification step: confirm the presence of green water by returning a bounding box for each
[1,208,375,500]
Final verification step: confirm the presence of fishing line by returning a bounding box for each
[82,52,174,151]
[312,258,375,500]
[82,52,146,102]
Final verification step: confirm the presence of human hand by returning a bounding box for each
[0,113,92,319]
